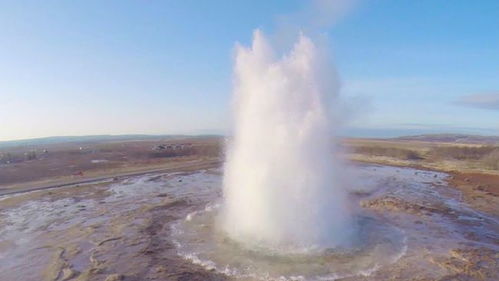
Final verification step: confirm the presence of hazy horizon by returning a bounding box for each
[3,130,499,146]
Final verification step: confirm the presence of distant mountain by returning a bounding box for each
[392,134,499,144]
[0,134,199,149]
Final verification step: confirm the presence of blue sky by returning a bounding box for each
[0,0,498,141]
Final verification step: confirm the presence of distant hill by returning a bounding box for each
[3,133,498,149]
[392,134,499,144]
[0,134,220,149]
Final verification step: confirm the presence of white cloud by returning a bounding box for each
[456,92,499,110]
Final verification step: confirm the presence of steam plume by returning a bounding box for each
[221,30,351,252]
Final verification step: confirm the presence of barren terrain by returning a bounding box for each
[0,135,497,281]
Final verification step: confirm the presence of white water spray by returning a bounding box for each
[222,30,351,252]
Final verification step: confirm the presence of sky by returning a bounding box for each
[0,0,498,141]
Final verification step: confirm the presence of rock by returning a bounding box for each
[155,265,167,273]
[104,274,123,281]
[431,248,498,280]
[475,185,486,191]
[61,268,78,281]
[361,196,453,218]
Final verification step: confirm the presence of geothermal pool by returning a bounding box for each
[172,206,407,280]
[0,164,497,281]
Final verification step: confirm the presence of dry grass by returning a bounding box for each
[344,139,499,174]
[350,146,423,160]
[2,135,498,188]
[0,137,223,186]
[428,145,497,160]
[481,149,499,170]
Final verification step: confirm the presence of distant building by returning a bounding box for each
[24,150,37,160]
[153,145,167,151]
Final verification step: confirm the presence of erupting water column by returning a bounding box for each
[222,30,351,252]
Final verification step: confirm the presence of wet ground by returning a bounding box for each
[0,165,497,281]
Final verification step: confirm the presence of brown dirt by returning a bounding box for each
[360,196,457,218]
[429,247,499,281]
[448,172,499,215]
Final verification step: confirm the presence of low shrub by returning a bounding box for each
[353,146,423,160]
[429,146,497,161]
[481,148,499,170]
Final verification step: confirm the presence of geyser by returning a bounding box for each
[222,30,351,252]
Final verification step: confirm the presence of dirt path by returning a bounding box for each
[0,158,222,197]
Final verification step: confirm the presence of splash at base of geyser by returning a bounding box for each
[172,204,406,280]
[172,31,406,280]
[222,30,352,253]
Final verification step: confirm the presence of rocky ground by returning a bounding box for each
[354,166,498,281]
[0,165,226,281]
[0,162,497,281]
